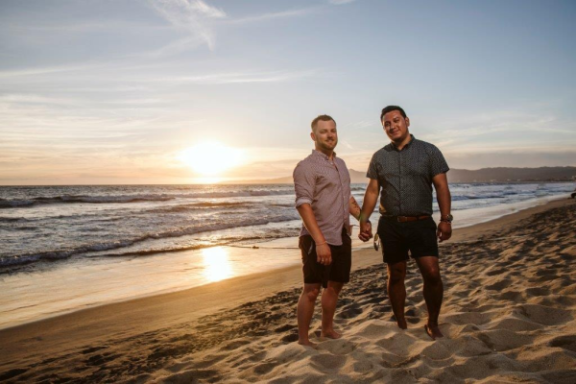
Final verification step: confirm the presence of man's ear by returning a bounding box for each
[310,131,316,142]
[405,117,410,127]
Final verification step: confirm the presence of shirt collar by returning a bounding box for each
[391,134,415,151]
[311,149,337,161]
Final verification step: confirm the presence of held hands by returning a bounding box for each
[437,221,452,242]
[358,220,373,242]
[316,243,332,265]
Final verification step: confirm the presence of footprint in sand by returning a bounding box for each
[338,303,363,319]
[319,338,356,355]
[516,304,572,326]
[549,335,576,353]
[220,339,252,351]
[162,369,220,383]
[310,353,347,370]
[477,329,534,352]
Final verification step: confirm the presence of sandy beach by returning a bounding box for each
[1,198,575,383]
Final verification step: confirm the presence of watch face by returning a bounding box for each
[444,214,453,222]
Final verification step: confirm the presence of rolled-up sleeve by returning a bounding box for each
[293,162,315,208]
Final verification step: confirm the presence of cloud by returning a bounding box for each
[341,140,354,150]
[154,69,320,84]
[328,0,357,5]
[229,7,319,24]
[0,64,101,79]
[149,0,226,50]
[137,36,206,59]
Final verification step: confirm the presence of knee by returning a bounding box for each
[422,269,442,286]
[304,288,320,302]
[388,272,406,285]
[326,282,343,296]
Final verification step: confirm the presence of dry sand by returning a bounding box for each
[1,198,575,383]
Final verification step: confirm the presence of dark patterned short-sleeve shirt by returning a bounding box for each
[366,135,449,216]
[293,150,351,246]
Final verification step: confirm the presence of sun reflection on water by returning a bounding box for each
[201,247,233,283]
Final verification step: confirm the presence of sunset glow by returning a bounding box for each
[179,142,243,176]
[201,247,233,283]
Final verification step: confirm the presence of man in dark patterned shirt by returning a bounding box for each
[358,105,452,340]
[293,114,366,347]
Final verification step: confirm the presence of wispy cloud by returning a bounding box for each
[0,64,102,79]
[228,7,319,24]
[328,0,357,5]
[149,0,226,50]
[154,69,320,84]
[137,36,206,59]
[3,20,165,33]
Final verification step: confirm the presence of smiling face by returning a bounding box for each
[382,109,410,145]
[311,119,338,153]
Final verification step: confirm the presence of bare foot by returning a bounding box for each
[298,339,317,348]
[396,317,408,330]
[321,329,341,339]
[424,324,444,340]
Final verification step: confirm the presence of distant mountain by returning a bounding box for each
[447,167,576,183]
[241,167,576,184]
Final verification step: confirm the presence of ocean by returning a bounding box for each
[0,182,574,328]
[1,182,574,272]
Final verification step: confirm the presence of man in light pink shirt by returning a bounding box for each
[293,115,371,347]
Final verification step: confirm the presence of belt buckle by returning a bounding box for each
[397,216,407,223]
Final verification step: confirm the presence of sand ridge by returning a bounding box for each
[1,200,575,383]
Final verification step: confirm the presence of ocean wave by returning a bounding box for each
[99,232,301,259]
[0,195,176,208]
[0,190,294,209]
[451,193,513,201]
[0,215,298,271]
[146,201,254,214]
[0,216,30,223]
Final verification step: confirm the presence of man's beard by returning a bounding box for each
[319,139,337,150]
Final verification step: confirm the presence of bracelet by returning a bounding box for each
[358,214,370,223]
[315,242,327,246]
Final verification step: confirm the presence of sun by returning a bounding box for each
[179,142,243,176]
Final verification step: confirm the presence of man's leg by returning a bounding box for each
[416,256,444,339]
[297,283,321,346]
[321,281,344,339]
[387,261,408,329]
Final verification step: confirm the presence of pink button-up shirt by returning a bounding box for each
[293,150,351,246]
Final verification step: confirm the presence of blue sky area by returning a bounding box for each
[1,0,575,184]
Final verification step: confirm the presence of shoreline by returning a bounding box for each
[1,198,574,374]
[0,194,570,331]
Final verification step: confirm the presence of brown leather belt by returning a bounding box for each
[383,215,431,223]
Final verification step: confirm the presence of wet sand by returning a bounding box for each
[1,198,575,383]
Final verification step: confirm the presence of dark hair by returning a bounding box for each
[380,105,407,121]
[311,114,336,130]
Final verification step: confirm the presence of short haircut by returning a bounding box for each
[311,114,336,131]
[380,105,407,121]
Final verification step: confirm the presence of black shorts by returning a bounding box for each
[377,216,439,265]
[299,229,352,288]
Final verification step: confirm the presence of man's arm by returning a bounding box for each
[296,204,332,265]
[358,178,380,241]
[293,163,332,265]
[432,173,452,242]
[349,196,361,220]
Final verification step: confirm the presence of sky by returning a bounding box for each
[1,0,575,185]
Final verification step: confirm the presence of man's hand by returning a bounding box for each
[316,243,332,265]
[359,221,373,242]
[437,222,452,242]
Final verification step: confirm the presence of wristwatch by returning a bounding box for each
[440,214,453,223]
